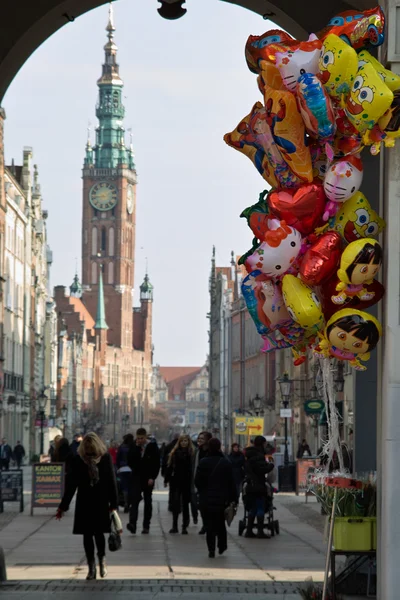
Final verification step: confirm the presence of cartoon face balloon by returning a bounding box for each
[317,6,386,50]
[275,35,321,92]
[323,155,363,203]
[318,34,358,97]
[245,30,295,73]
[282,274,324,332]
[317,308,382,371]
[331,191,385,243]
[358,50,400,92]
[345,63,393,133]
[244,219,302,278]
[332,238,382,306]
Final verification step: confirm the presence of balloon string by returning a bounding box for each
[319,356,345,473]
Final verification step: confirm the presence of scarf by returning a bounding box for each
[82,454,101,486]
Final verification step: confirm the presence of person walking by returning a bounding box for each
[244,435,274,539]
[195,438,237,558]
[193,431,212,534]
[70,434,82,457]
[116,433,134,513]
[56,432,119,580]
[164,434,195,535]
[127,427,160,535]
[49,435,61,461]
[161,434,179,513]
[0,438,12,470]
[228,443,245,498]
[53,437,72,469]
[13,441,25,468]
[108,440,119,471]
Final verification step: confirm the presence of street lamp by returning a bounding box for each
[61,404,68,436]
[278,373,292,466]
[113,395,119,440]
[250,394,265,417]
[37,391,48,455]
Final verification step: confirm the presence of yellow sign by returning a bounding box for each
[234,416,264,436]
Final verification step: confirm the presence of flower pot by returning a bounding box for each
[333,517,372,551]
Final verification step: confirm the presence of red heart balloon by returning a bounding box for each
[318,275,385,321]
[268,183,326,236]
[300,232,342,287]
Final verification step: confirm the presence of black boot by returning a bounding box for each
[256,515,270,539]
[86,559,96,580]
[98,555,107,578]
[169,515,179,534]
[245,515,256,538]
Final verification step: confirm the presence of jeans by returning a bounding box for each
[83,533,105,561]
[170,484,190,528]
[249,496,265,519]
[129,481,153,529]
[202,508,227,553]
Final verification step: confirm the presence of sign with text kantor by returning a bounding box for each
[234,416,264,436]
[31,463,65,515]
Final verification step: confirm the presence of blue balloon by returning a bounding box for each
[297,72,336,142]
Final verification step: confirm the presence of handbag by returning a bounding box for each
[224,502,237,527]
[108,510,122,552]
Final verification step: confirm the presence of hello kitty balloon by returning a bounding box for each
[275,34,322,92]
[322,155,363,221]
[244,219,302,279]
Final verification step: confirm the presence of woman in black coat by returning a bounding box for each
[195,438,237,558]
[244,435,274,539]
[56,432,118,580]
[228,443,245,498]
[164,434,195,535]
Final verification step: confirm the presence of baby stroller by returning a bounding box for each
[238,478,280,537]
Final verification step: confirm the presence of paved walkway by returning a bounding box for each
[0,468,328,598]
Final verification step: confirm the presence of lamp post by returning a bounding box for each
[37,391,48,456]
[61,404,68,437]
[113,395,119,440]
[279,373,292,466]
[250,394,265,417]
[21,410,28,443]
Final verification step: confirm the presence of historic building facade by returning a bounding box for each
[54,7,153,441]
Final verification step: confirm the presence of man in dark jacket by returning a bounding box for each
[193,431,212,533]
[13,441,25,468]
[127,427,160,535]
[297,439,312,459]
[0,438,12,470]
[161,433,179,513]
[195,438,237,558]
[70,434,82,457]
[244,435,274,538]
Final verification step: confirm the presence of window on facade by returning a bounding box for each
[101,227,106,252]
[174,395,180,401]
[91,227,97,255]
[108,262,114,285]
[109,227,114,256]
[91,262,97,284]
[199,393,205,402]
[200,379,206,388]
[198,412,206,424]
[189,412,196,424]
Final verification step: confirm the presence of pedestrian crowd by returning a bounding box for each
[53,427,279,580]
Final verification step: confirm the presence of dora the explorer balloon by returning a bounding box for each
[316,308,382,371]
[332,238,382,305]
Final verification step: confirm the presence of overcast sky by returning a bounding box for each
[3,0,273,366]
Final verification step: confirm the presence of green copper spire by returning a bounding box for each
[92,3,127,169]
[95,266,108,330]
[70,272,83,298]
[140,273,153,301]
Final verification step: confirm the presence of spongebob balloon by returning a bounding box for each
[331,191,385,244]
[282,274,325,332]
[358,50,400,92]
[345,63,393,133]
[318,34,358,98]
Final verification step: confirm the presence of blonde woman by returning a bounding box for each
[164,434,195,534]
[56,432,119,580]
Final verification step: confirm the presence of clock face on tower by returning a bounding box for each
[126,184,134,215]
[89,182,118,211]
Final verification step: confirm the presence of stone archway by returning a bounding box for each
[0,0,369,103]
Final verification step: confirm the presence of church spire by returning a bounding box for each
[95,266,108,330]
[92,2,127,169]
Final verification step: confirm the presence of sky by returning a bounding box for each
[3,0,274,366]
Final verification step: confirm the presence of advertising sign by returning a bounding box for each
[0,469,23,512]
[31,463,65,515]
[234,416,264,436]
[280,408,292,418]
[296,458,318,495]
[304,399,324,415]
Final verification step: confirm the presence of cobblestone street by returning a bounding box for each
[0,470,327,599]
